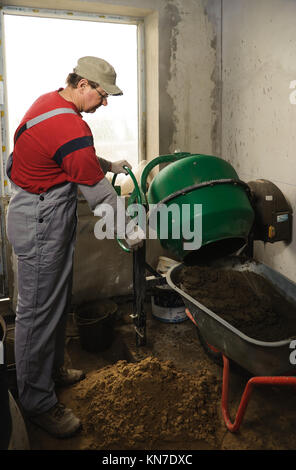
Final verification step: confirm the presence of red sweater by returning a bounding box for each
[11,90,105,194]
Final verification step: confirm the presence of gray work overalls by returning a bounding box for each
[6,108,79,416]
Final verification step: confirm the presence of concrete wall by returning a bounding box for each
[2,0,222,303]
[158,0,221,156]
[221,0,296,282]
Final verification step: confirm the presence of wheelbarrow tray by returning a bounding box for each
[166,256,296,376]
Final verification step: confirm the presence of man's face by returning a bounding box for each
[79,82,109,113]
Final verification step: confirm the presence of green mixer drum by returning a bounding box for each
[147,154,255,263]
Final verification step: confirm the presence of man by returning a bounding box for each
[6,56,143,438]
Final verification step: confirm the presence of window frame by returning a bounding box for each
[0,4,146,198]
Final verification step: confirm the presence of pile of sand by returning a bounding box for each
[68,356,221,449]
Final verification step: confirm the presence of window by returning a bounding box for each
[1,7,144,195]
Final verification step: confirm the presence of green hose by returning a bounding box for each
[140,152,191,195]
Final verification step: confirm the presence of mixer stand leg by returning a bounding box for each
[132,241,146,346]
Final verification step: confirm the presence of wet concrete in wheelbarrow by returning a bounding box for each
[23,299,296,451]
[178,265,296,342]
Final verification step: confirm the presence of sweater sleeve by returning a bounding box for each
[78,177,130,237]
[98,157,112,174]
[59,141,105,185]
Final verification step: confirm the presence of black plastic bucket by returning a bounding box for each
[75,300,118,353]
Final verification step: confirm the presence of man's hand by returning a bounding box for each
[111,160,132,174]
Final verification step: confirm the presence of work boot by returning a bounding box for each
[29,402,82,438]
[53,366,86,387]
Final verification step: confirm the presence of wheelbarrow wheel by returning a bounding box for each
[196,327,251,378]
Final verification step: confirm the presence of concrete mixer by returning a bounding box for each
[113,152,292,345]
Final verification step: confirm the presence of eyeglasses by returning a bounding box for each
[94,88,109,101]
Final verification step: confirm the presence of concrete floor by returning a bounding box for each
[4,298,296,450]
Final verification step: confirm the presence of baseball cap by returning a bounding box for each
[74,56,123,96]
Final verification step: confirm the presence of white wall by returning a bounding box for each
[222,0,296,282]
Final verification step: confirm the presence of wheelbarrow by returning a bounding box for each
[166,256,296,432]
